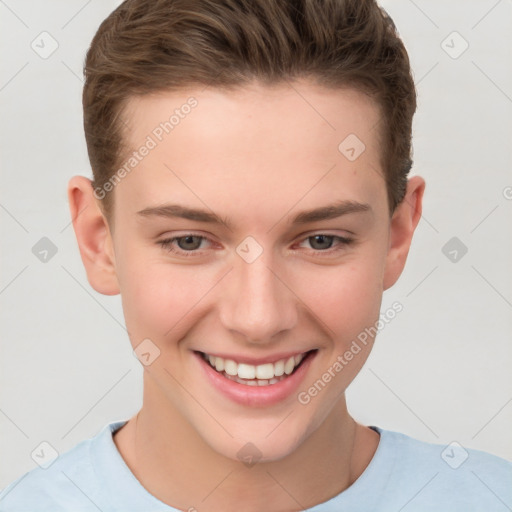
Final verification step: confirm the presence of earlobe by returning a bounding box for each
[67,176,120,296]
[382,176,426,290]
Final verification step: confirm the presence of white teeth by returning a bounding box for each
[202,351,309,382]
[274,360,285,377]
[284,356,295,375]
[224,372,287,386]
[224,359,238,376]
[255,363,274,380]
[237,363,256,380]
[215,358,224,372]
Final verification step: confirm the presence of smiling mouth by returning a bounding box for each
[196,350,317,386]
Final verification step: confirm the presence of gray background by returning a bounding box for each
[1,0,511,490]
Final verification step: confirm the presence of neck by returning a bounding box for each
[114,376,378,511]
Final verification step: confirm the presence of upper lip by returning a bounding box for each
[195,349,316,366]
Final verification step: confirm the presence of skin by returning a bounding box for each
[68,81,424,511]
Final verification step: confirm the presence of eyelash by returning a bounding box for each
[157,233,354,257]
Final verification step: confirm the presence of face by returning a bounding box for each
[90,82,405,462]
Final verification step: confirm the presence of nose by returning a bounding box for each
[219,252,298,343]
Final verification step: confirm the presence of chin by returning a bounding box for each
[198,415,312,466]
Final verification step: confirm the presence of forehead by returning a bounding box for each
[115,81,387,223]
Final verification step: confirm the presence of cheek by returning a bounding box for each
[294,257,385,418]
[296,254,385,342]
[117,252,219,344]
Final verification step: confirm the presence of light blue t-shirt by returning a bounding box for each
[1,419,511,511]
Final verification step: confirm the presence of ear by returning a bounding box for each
[383,176,425,290]
[67,176,120,295]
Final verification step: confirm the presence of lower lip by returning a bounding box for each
[194,350,317,407]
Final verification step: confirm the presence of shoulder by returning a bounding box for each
[0,421,125,512]
[375,427,512,511]
[0,439,94,511]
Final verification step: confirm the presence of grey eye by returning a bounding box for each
[308,235,334,250]
[177,235,203,250]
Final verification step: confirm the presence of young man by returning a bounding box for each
[1,0,510,510]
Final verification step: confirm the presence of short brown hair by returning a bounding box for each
[83,0,416,220]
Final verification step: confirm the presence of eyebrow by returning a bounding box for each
[136,200,371,228]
